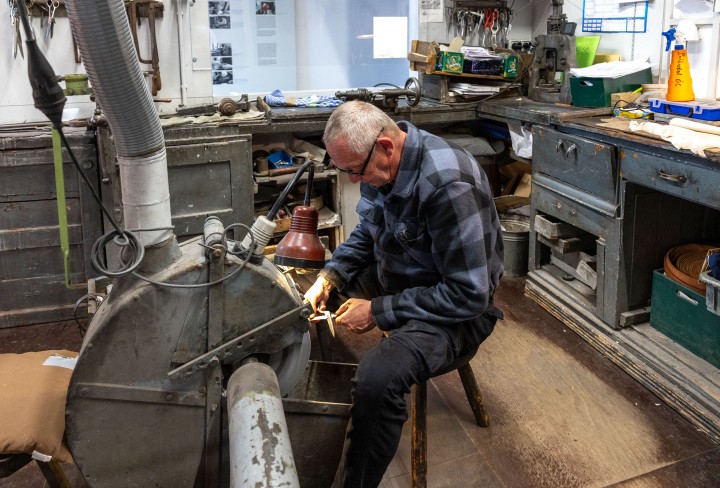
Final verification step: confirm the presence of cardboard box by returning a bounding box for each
[513,173,532,198]
[441,51,464,74]
[570,68,652,107]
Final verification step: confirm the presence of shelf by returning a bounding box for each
[254,169,337,185]
[425,70,508,81]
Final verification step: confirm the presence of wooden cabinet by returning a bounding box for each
[0,129,102,328]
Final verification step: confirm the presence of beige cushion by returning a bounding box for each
[0,350,77,463]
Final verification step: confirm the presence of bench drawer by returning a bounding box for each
[620,148,720,210]
[533,126,618,202]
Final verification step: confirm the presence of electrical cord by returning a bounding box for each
[73,293,104,338]
[131,222,255,288]
[62,125,256,287]
[58,128,146,277]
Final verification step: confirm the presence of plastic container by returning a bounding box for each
[267,150,294,168]
[700,270,720,316]
[650,270,720,368]
[570,68,652,107]
[500,218,530,277]
[648,98,720,121]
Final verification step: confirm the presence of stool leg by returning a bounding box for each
[457,363,490,427]
[411,381,427,488]
[35,459,72,488]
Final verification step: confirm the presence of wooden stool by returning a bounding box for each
[410,361,489,488]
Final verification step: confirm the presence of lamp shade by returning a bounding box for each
[274,205,326,269]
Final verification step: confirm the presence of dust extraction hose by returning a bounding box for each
[65,0,172,246]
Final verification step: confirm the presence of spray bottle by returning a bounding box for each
[662,27,695,102]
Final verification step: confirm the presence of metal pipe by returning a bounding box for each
[227,362,300,488]
[175,0,188,107]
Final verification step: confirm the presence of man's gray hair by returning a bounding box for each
[323,101,397,156]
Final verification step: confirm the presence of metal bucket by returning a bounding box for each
[501,218,530,277]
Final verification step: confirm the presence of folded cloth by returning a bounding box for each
[296,94,344,108]
[264,89,343,108]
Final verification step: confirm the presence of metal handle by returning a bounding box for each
[555,140,564,152]
[564,143,578,158]
[658,170,687,184]
[676,290,698,306]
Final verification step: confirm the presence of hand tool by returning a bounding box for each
[308,310,337,337]
[491,9,500,48]
[483,8,497,47]
[9,0,24,59]
[45,0,58,40]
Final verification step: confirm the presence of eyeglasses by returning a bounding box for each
[328,127,384,176]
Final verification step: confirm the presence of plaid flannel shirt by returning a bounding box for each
[321,121,504,331]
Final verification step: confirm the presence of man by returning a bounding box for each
[305,101,504,487]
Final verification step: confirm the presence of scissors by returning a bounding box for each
[308,310,337,337]
[484,8,498,30]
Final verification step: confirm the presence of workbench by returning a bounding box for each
[480,97,720,443]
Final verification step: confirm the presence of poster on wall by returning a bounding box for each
[581,0,649,33]
[209,0,298,96]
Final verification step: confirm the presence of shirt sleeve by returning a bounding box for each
[371,179,500,330]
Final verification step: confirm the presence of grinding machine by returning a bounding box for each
[15,0,329,486]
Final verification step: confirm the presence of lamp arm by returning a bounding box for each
[303,164,315,206]
[266,160,316,221]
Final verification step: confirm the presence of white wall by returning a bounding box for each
[420,0,535,46]
[1,0,214,126]
[557,0,666,79]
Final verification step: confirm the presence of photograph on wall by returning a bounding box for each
[256,1,276,15]
[209,1,230,15]
[211,43,232,57]
[212,57,234,70]
[212,70,234,85]
[210,15,231,29]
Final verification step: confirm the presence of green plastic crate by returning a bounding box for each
[649,270,720,368]
[570,68,653,108]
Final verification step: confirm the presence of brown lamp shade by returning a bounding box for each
[274,205,325,269]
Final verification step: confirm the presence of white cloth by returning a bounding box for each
[507,121,533,159]
[628,121,720,158]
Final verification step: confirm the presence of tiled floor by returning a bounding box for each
[2,276,719,487]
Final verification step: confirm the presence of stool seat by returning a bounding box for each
[411,360,489,488]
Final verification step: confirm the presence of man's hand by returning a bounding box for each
[336,298,376,334]
[304,276,334,314]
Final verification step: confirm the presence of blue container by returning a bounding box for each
[267,150,294,169]
[648,98,720,121]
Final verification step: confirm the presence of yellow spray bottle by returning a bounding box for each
[662,27,695,102]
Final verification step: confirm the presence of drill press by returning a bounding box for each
[528,0,577,104]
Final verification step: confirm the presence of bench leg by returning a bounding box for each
[458,363,490,427]
[411,381,427,488]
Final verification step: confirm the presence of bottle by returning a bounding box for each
[662,28,695,102]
